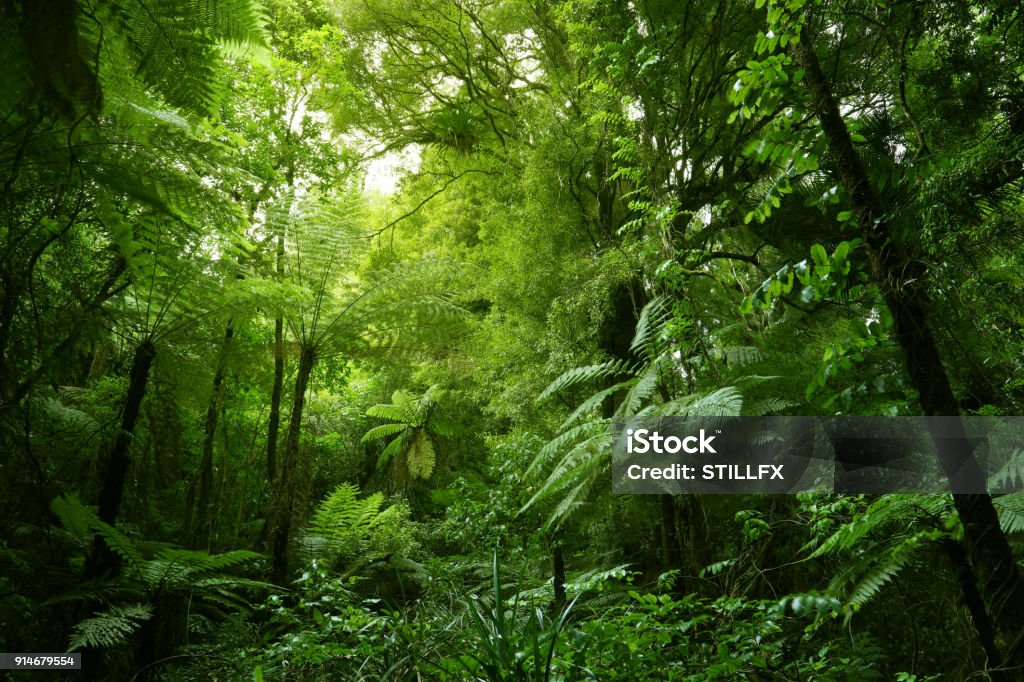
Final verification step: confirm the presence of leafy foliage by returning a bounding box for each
[68,603,153,651]
[362,385,453,482]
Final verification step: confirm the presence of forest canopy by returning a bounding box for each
[2,0,1024,679]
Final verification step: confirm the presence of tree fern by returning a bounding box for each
[527,297,746,527]
[51,494,266,651]
[361,386,451,482]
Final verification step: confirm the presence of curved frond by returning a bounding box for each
[536,359,635,403]
[407,428,436,480]
[360,422,409,443]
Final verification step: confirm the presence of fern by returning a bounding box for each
[808,495,950,559]
[994,493,1024,535]
[722,345,763,367]
[361,385,450,482]
[51,495,145,577]
[361,422,409,442]
[809,495,954,615]
[559,382,630,430]
[535,359,635,403]
[307,484,385,541]
[629,296,672,356]
[527,296,749,527]
[99,0,268,117]
[742,397,797,416]
[139,549,263,589]
[68,603,153,651]
[662,386,744,417]
[50,494,265,651]
[407,429,437,480]
[302,484,390,564]
[989,450,1024,491]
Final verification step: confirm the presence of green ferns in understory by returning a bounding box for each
[526,297,779,527]
[50,494,266,652]
[300,483,417,569]
[191,554,888,681]
[806,493,1024,615]
[69,603,154,651]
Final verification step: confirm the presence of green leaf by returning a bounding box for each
[811,244,828,266]
[360,423,409,443]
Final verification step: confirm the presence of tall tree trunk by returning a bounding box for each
[83,335,156,651]
[944,539,1003,670]
[552,539,566,609]
[96,340,156,527]
[660,494,683,579]
[266,233,285,480]
[270,343,316,583]
[793,35,1024,670]
[187,323,234,548]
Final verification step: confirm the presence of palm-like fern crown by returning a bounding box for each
[362,385,453,482]
[526,296,747,528]
[262,189,467,357]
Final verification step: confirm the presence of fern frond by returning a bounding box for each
[989,450,1024,491]
[743,397,797,416]
[302,484,395,564]
[663,386,744,417]
[376,436,406,470]
[526,431,611,513]
[995,493,1024,534]
[68,603,153,651]
[810,495,951,559]
[528,420,609,475]
[365,404,412,424]
[535,359,634,403]
[836,533,942,613]
[630,296,671,357]
[391,390,421,424]
[361,422,409,443]
[722,346,763,367]
[51,495,145,578]
[841,554,907,612]
[617,367,660,417]
[560,382,630,430]
[407,429,436,479]
[51,494,94,541]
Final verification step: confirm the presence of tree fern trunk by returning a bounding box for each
[266,233,286,481]
[270,343,316,583]
[552,541,566,609]
[96,339,155,527]
[80,339,156,678]
[660,494,683,584]
[188,323,234,549]
[793,35,1024,670]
